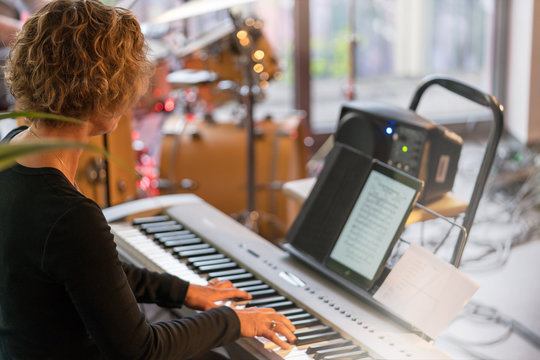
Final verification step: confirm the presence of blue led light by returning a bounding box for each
[385,126,393,135]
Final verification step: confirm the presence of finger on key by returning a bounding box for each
[275,313,296,334]
[269,316,297,345]
[226,288,252,300]
[264,324,293,350]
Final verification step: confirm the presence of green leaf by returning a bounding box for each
[0,111,84,124]
[0,110,140,179]
[0,141,100,171]
[0,141,141,179]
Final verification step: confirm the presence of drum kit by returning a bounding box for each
[131,0,302,239]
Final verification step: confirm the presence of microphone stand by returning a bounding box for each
[241,73,260,231]
[229,11,260,231]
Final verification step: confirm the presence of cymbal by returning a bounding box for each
[166,69,219,88]
[150,0,256,24]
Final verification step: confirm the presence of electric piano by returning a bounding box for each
[103,194,451,360]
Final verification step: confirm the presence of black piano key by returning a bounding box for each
[314,345,360,360]
[246,296,287,307]
[248,288,276,299]
[156,233,194,242]
[263,301,294,310]
[157,233,198,243]
[323,350,369,360]
[132,215,169,225]
[232,279,263,288]
[278,308,304,316]
[187,254,225,264]
[140,220,178,230]
[197,262,238,273]
[192,258,232,267]
[294,326,332,337]
[307,339,353,354]
[163,238,202,247]
[286,313,311,321]
[173,244,210,252]
[296,331,341,346]
[144,224,183,234]
[236,284,269,292]
[177,248,217,258]
[208,268,246,278]
[155,230,192,239]
[291,317,321,328]
[216,272,253,281]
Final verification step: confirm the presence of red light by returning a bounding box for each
[164,98,175,112]
[154,102,164,112]
[131,130,140,141]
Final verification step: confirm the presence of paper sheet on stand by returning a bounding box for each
[373,243,479,339]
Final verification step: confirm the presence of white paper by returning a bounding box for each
[373,243,479,339]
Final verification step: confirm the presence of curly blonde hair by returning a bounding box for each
[5,0,152,125]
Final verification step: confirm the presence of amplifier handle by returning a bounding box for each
[408,75,504,268]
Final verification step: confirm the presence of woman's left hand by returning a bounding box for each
[184,279,252,310]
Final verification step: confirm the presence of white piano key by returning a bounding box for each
[112,222,211,287]
[274,339,346,360]
[256,338,313,360]
[276,348,311,359]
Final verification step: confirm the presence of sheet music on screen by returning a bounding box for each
[329,170,417,281]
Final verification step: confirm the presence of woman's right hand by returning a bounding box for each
[234,307,297,350]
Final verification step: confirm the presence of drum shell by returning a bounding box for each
[159,118,306,240]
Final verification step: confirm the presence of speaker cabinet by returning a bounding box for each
[335,101,462,203]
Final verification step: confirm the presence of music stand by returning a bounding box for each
[409,75,504,267]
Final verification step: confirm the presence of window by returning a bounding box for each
[253,0,500,133]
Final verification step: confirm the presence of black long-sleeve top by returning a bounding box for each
[0,127,241,359]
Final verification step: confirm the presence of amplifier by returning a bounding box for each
[335,100,463,203]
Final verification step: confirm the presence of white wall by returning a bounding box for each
[505,0,540,144]
[527,0,540,143]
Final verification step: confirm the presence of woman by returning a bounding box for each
[0,0,296,358]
